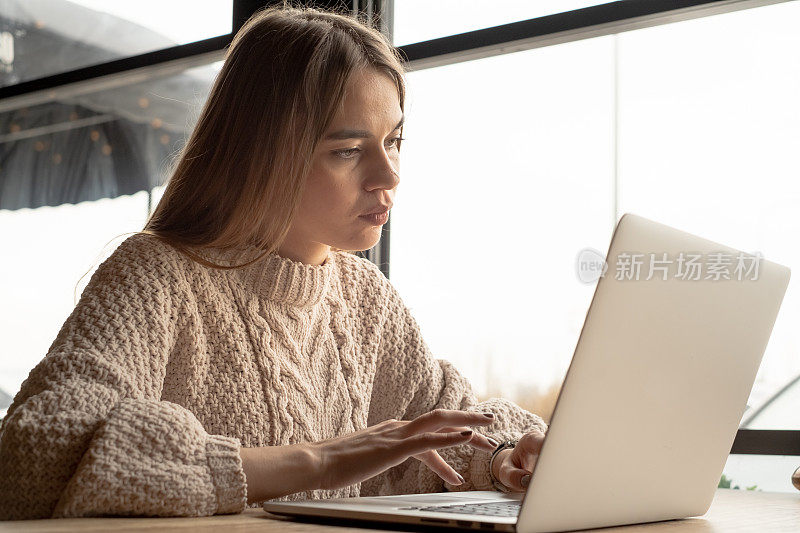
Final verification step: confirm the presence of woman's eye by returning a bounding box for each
[333,137,406,160]
[334,147,361,159]
[387,136,405,149]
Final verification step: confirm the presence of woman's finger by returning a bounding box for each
[516,449,538,474]
[402,429,476,456]
[515,431,545,472]
[468,431,498,452]
[508,445,536,473]
[403,409,494,435]
[414,449,463,485]
[518,431,545,456]
[500,460,532,492]
[434,426,498,453]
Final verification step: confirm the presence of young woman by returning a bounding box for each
[0,4,547,520]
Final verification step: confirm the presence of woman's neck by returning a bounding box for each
[276,239,331,266]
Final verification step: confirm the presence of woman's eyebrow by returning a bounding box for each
[324,115,404,140]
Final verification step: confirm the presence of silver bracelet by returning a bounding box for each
[489,440,517,492]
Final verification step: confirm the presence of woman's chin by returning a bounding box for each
[342,234,382,253]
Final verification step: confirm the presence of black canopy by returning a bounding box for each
[0,0,219,209]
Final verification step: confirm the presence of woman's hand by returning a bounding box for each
[491,429,546,492]
[310,409,498,490]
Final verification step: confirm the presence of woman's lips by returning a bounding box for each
[359,211,389,225]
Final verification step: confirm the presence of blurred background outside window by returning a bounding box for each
[390,0,800,493]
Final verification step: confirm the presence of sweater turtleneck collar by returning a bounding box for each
[193,244,336,309]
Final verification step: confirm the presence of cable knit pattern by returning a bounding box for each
[0,233,547,521]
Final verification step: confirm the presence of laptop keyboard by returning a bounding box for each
[399,500,521,517]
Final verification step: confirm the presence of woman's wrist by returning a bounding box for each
[240,444,320,504]
[490,448,513,481]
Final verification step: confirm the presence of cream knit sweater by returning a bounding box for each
[0,234,547,521]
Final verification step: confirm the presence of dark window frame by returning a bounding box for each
[1,0,797,458]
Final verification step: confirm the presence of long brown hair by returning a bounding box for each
[102,1,405,274]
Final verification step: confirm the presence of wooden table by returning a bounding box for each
[2,489,799,532]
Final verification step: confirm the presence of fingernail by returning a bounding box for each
[487,438,499,447]
[521,474,531,488]
[456,473,465,484]
[483,412,495,419]
[461,430,473,436]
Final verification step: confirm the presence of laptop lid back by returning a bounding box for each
[517,213,790,533]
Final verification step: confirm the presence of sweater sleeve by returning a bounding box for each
[360,266,548,496]
[0,236,247,520]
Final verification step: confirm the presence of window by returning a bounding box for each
[1,0,232,86]
[721,455,799,493]
[0,60,222,402]
[392,0,613,46]
[2,0,797,488]
[0,192,149,399]
[740,375,800,430]
[616,0,800,416]
[391,34,615,409]
[390,0,800,490]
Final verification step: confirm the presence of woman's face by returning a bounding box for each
[278,67,403,265]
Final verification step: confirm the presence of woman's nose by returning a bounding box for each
[370,152,400,190]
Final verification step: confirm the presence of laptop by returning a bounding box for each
[263,213,791,532]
